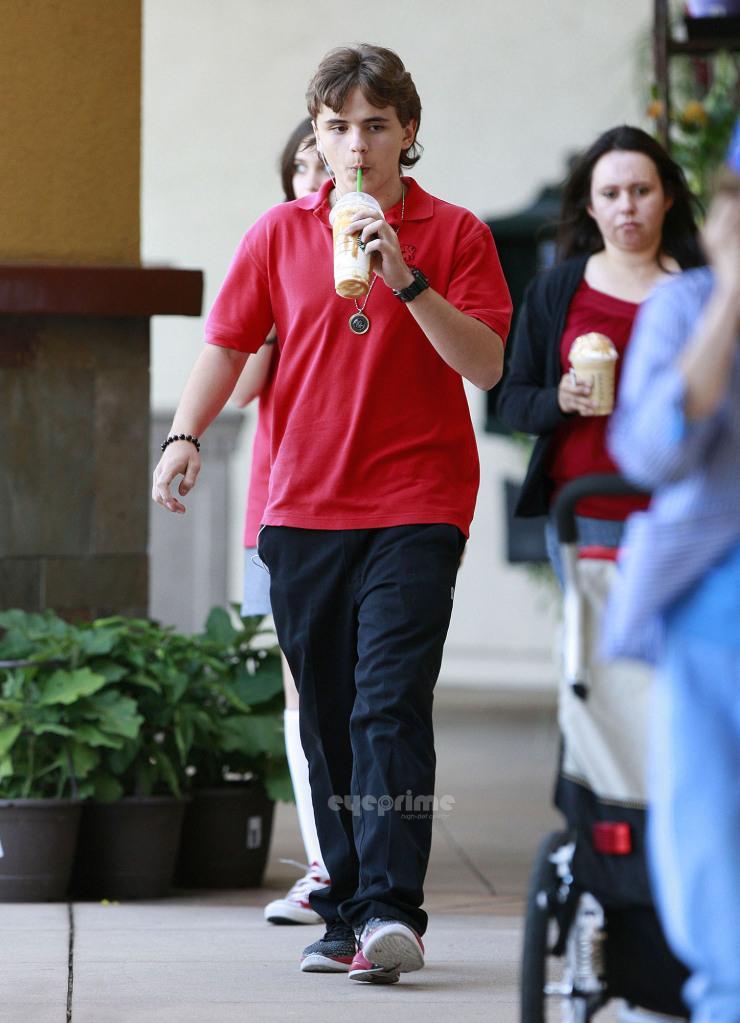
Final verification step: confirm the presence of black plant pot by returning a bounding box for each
[175,781,275,888]
[71,796,186,899]
[0,799,82,901]
[684,12,740,39]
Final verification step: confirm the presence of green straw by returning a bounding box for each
[357,167,363,191]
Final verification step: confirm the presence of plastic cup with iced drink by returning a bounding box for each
[329,191,384,298]
[569,332,619,415]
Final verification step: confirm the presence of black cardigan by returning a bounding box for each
[497,255,589,517]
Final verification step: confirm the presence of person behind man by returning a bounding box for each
[231,118,331,926]
[602,134,740,1023]
[152,43,511,985]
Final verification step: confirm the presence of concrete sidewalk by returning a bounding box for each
[2,695,604,1023]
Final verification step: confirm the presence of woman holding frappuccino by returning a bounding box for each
[498,126,703,582]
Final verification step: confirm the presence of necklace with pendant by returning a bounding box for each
[349,186,405,335]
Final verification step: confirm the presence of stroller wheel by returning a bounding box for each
[520,830,598,1023]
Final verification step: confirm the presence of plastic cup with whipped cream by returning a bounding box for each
[328,191,383,299]
[569,332,619,415]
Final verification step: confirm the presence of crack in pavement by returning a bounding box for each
[435,816,497,896]
[66,902,74,1022]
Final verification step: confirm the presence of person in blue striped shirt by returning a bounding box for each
[604,143,740,1023]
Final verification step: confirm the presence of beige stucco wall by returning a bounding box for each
[0,0,140,263]
[143,0,652,689]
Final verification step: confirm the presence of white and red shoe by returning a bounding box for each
[357,917,425,974]
[348,949,400,984]
[264,861,329,925]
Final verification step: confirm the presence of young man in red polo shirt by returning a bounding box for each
[153,44,511,984]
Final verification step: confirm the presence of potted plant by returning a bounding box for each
[67,608,290,896]
[0,609,143,900]
[175,608,291,889]
[0,606,290,899]
[68,616,213,900]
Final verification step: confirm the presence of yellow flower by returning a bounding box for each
[680,100,709,128]
[647,99,665,120]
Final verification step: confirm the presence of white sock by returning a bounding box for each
[284,708,327,877]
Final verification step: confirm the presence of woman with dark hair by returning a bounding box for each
[558,125,703,269]
[231,120,328,925]
[277,116,327,201]
[234,120,327,413]
[498,125,703,579]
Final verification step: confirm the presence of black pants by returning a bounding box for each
[258,523,464,935]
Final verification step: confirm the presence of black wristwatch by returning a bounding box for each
[393,267,430,303]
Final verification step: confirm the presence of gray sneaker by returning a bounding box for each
[357,917,425,973]
[300,920,356,973]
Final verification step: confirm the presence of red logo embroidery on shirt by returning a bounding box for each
[401,243,417,266]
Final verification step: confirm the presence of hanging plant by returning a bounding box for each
[647,50,739,208]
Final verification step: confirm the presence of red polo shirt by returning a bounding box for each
[206,177,511,536]
[243,349,277,548]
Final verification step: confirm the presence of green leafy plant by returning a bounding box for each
[0,610,143,799]
[177,607,291,803]
[0,608,290,803]
[80,617,221,802]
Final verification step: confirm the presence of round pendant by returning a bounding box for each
[349,312,370,335]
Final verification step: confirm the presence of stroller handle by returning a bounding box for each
[553,474,650,545]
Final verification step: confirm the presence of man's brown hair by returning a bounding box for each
[306,44,422,168]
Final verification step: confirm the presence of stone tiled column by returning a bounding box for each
[0,267,202,619]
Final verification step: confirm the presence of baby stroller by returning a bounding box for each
[520,474,689,1023]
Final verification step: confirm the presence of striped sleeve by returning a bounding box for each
[608,273,719,488]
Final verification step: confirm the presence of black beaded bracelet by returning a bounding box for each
[161,433,201,453]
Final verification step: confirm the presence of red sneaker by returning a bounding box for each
[348,949,400,984]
